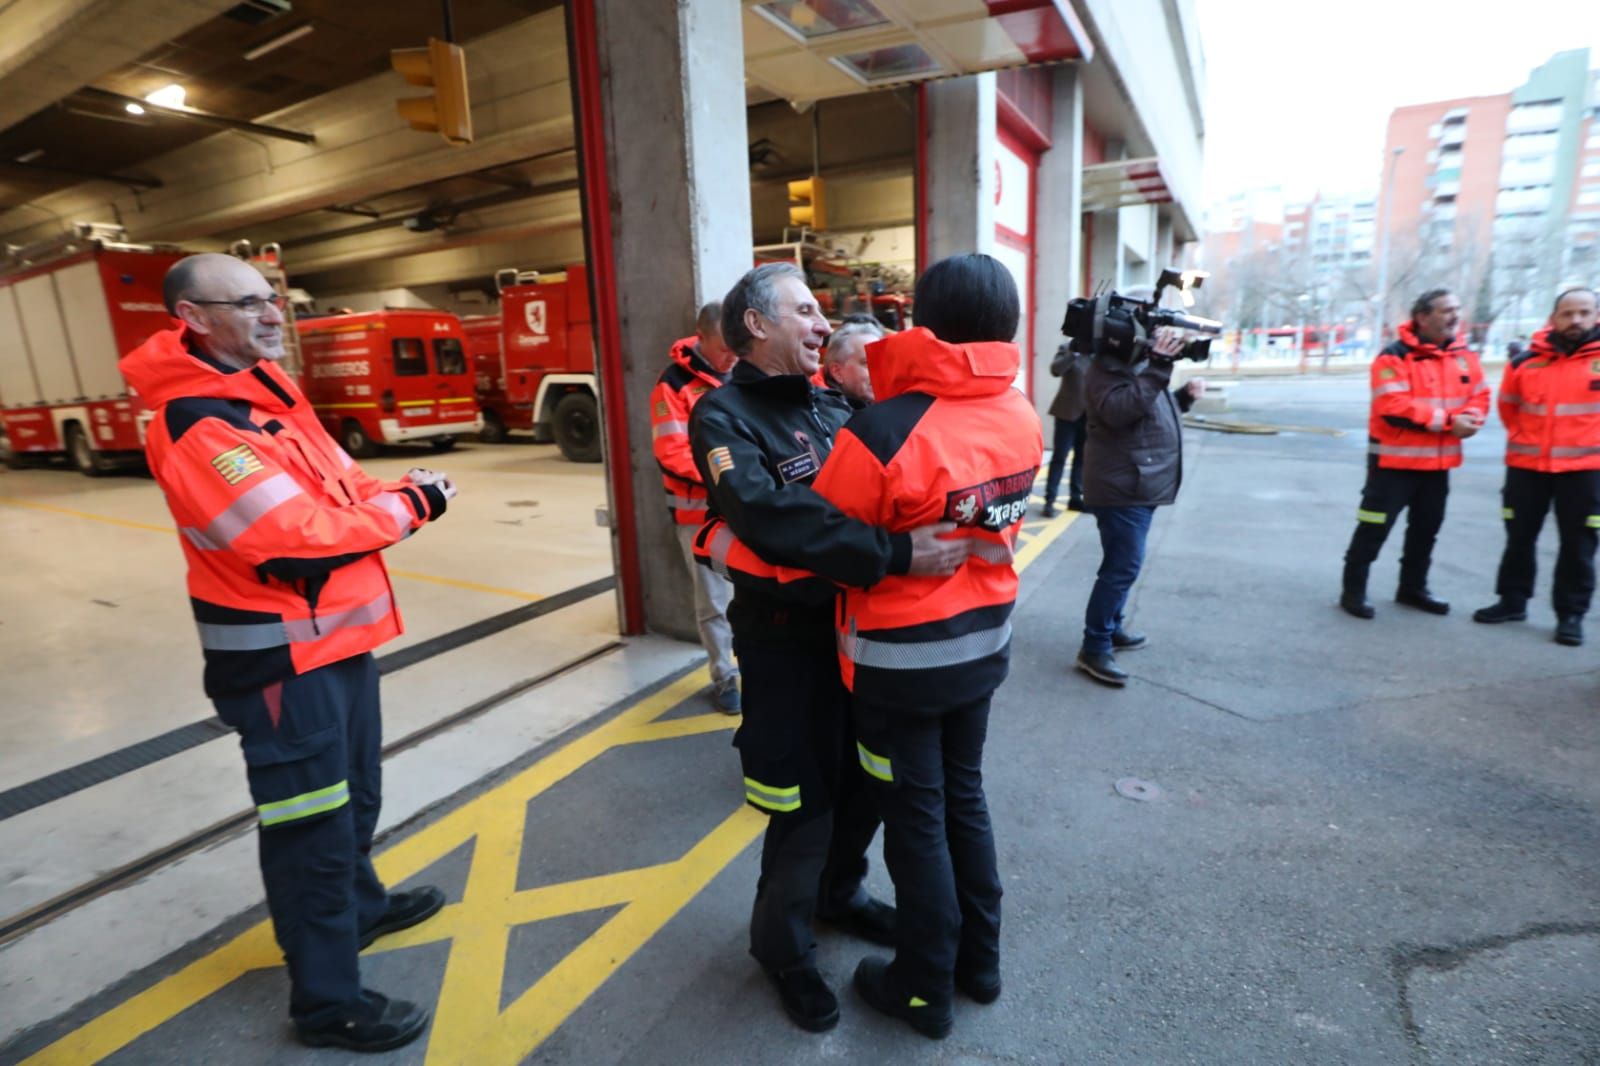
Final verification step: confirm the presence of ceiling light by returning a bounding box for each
[125,103,145,115]
[244,22,313,61]
[144,84,187,109]
[15,149,44,163]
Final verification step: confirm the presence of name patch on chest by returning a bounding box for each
[944,468,1039,531]
[777,450,820,483]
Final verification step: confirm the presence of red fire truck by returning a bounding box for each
[296,310,481,457]
[0,224,184,475]
[462,265,599,462]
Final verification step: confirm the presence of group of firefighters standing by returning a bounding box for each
[1341,286,1600,648]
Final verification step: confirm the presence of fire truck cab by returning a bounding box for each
[0,223,183,475]
[297,309,481,457]
[463,265,599,462]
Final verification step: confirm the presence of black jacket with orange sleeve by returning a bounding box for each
[121,327,448,697]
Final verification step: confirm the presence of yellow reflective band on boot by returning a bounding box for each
[257,780,350,827]
[743,777,801,813]
[1356,509,1387,524]
[857,741,893,783]
[909,996,928,1007]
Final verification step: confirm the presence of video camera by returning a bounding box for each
[1062,268,1224,363]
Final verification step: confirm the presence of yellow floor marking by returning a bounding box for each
[22,505,1081,1065]
[0,495,544,603]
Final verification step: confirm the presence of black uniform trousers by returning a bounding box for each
[733,625,880,974]
[853,695,1002,1005]
[1344,461,1449,592]
[212,652,389,1028]
[1494,467,1600,617]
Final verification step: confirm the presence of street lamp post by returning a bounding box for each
[1372,146,1404,355]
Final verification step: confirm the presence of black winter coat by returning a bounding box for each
[1082,356,1194,508]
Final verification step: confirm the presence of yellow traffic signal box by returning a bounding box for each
[787,176,827,230]
[392,38,473,146]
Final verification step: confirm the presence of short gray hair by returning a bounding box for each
[721,262,804,356]
[824,319,883,364]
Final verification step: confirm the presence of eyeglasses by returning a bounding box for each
[189,293,287,316]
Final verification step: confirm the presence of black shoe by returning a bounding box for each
[1111,628,1148,650]
[1555,615,1584,646]
[1066,497,1085,512]
[296,990,429,1052]
[769,967,839,1033]
[1472,600,1527,624]
[817,896,896,947]
[1040,501,1057,518]
[853,956,952,1039]
[955,965,1001,1004]
[1340,593,1375,620]
[1395,588,1450,615]
[360,886,445,949]
[1075,650,1127,686]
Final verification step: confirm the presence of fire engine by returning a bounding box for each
[0,223,183,475]
[297,309,481,457]
[461,264,599,462]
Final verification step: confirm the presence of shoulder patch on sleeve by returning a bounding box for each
[843,392,936,466]
[706,446,735,483]
[1378,367,1398,380]
[211,443,266,485]
[163,397,260,443]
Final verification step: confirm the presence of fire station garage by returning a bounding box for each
[0,2,1204,1061]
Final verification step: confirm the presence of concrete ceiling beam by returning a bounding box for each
[0,0,237,133]
[300,227,588,296]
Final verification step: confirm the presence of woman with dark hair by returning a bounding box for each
[801,252,1043,1037]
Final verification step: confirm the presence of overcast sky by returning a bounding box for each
[1196,0,1600,210]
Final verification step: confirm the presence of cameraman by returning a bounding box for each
[1075,326,1203,686]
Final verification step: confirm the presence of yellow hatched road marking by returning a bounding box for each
[18,504,1080,1065]
[0,496,543,602]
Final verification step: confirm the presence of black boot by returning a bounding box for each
[1472,599,1527,624]
[1555,615,1584,646]
[853,956,953,1040]
[296,990,429,1052]
[1340,561,1374,619]
[1395,588,1450,615]
[769,967,839,1032]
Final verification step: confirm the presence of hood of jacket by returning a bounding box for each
[1530,324,1600,358]
[865,327,1020,402]
[120,325,300,412]
[1395,322,1466,358]
[669,335,726,382]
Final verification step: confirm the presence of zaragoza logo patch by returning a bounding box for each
[211,444,265,486]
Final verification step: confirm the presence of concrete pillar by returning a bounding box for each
[1087,139,1124,292]
[590,0,752,640]
[1030,65,1084,423]
[923,73,997,263]
[1155,211,1175,271]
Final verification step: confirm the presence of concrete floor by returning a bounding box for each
[2,379,1597,1065]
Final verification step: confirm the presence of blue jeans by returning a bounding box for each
[1045,416,1086,505]
[1082,505,1156,654]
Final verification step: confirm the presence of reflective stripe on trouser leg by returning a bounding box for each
[258,780,351,826]
[857,741,893,783]
[745,777,801,812]
[1589,515,1600,529]
[1356,508,1388,524]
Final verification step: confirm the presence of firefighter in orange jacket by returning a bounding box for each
[120,254,448,1052]
[650,303,741,711]
[1473,287,1600,646]
[1340,289,1488,619]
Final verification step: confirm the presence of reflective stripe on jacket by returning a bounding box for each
[1499,326,1600,472]
[1367,324,1489,471]
[121,327,446,697]
[650,337,726,524]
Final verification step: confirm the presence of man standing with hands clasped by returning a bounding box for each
[121,253,453,1052]
[1340,288,1489,619]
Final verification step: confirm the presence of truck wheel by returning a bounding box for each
[429,435,457,453]
[66,423,108,477]
[478,411,507,444]
[342,419,380,459]
[552,392,601,463]
[0,431,21,470]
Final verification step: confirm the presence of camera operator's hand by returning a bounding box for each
[1180,377,1206,402]
[1450,411,1482,439]
[907,521,971,576]
[1150,327,1188,359]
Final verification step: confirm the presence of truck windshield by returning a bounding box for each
[392,338,427,377]
[433,337,467,375]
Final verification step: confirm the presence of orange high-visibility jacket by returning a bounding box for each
[121,327,448,697]
[1367,323,1489,471]
[1499,326,1600,472]
[649,337,726,525]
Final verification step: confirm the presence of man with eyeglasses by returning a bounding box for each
[120,253,454,1052]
